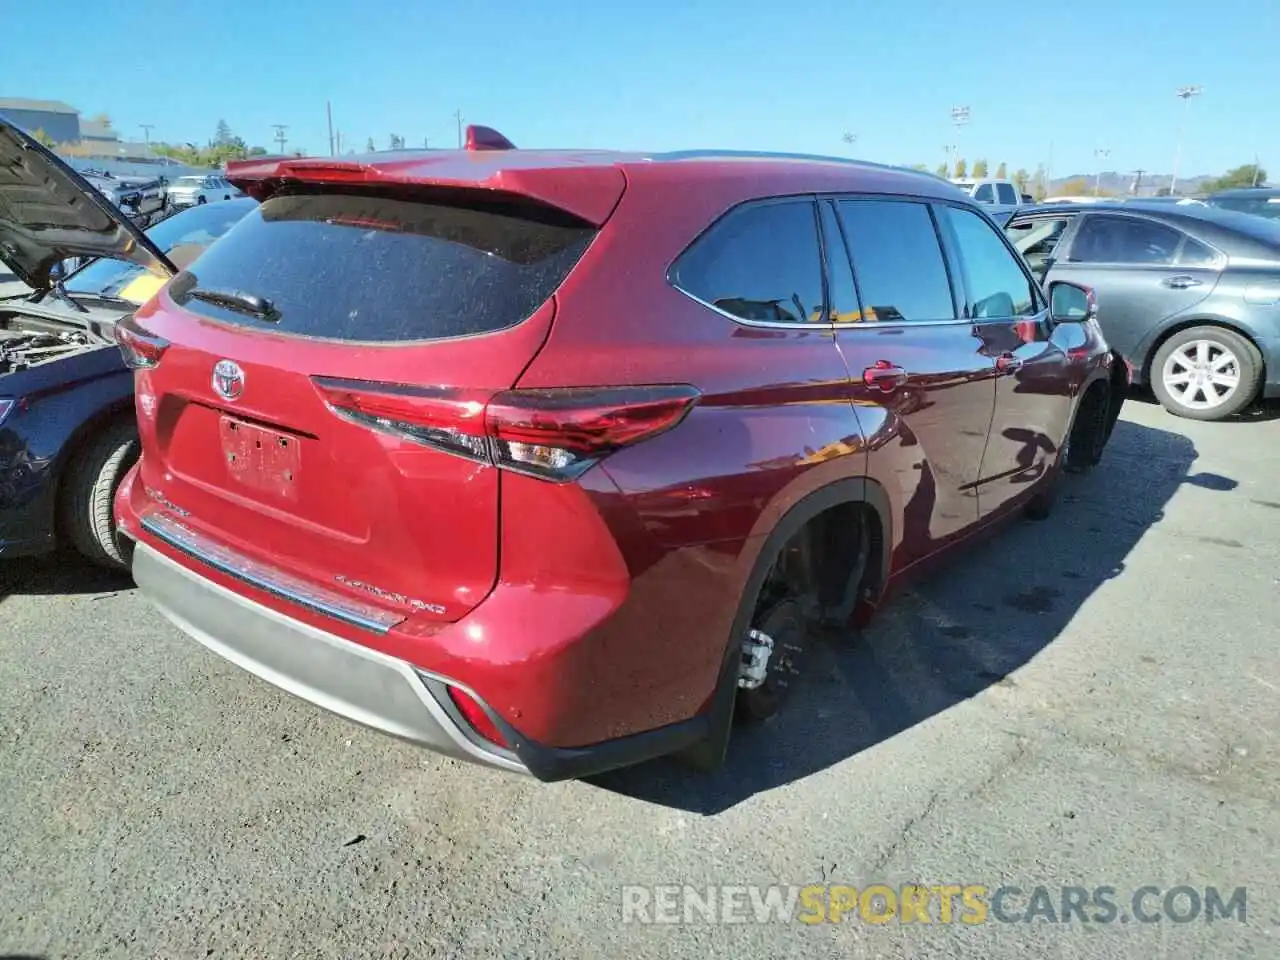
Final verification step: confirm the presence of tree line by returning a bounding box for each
[917,157,1267,198]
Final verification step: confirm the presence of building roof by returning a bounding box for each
[0,98,79,115]
[80,119,117,141]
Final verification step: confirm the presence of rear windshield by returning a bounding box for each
[1207,196,1280,221]
[168,188,597,342]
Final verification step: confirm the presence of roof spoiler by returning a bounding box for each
[465,125,515,151]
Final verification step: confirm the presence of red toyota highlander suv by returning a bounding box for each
[114,127,1125,781]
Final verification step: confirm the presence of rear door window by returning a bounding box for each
[169,189,597,342]
[1176,237,1220,266]
[671,199,826,324]
[837,199,956,322]
[1067,215,1182,265]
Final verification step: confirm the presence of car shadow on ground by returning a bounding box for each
[589,416,1238,814]
[0,552,133,603]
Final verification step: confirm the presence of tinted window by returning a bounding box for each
[171,190,597,342]
[996,183,1018,205]
[1068,215,1181,265]
[942,206,1036,317]
[818,201,860,323]
[1208,196,1280,220]
[974,184,995,203]
[838,200,955,323]
[1177,237,1220,266]
[673,200,825,324]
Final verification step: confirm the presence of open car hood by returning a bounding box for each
[0,117,176,291]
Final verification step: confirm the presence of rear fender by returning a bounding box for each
[681,475,892,770]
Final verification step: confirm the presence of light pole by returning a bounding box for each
[842,131,857,151]
[1169,85,1202,196]
[139,124,154,158]
[1094,148,1111,196]
[950,105,970,170]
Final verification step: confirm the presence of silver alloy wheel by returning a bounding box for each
[1160,338,1241,411]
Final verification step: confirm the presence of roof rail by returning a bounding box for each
[465,125,516,151]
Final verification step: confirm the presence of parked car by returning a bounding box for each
[0,118,255,567]
[116,131,1123,780]
[1004,201,1280,420]
[950,177,1024,219]
[1204,186,1280,221]
[167,174,242,209]
[84,171,169,226]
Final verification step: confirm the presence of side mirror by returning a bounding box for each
[1049,281,1097,323]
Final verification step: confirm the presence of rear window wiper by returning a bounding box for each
[183,286,281,322]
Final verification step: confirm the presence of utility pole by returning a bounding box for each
[1132,169,1146,195]
[139,124,154,158]
[1169,85,1202,196]
[1252,153,1262,187]
[335,129,342,154]
[455,110,464,148]
[842,131,857,152]
[272,124,288,155]
[1094,148,1111,196]
[327,101,335,156]
[423,137,430,149]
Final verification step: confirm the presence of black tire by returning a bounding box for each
[734,598,808,724]
[197,196,207,205]
[1150,326,1262,421]
[1023,466,1059,521]
[59,419,139,570]
[1063,382,1111,474]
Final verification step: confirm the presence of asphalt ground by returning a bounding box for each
[1,393,1278,959]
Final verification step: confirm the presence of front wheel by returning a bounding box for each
[59,420,139,570]
[1151,326,1262,421]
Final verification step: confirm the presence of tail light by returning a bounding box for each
[446,686,508,748]
[114,314,170,369]
[312,378,700,482]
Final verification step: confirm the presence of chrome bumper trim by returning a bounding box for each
[139,510,404,634]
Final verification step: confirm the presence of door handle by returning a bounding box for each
[996,353,1023,373]
[1161,275,1203,289]
[862,361,908,392]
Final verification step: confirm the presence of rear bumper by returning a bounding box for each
[122,516,719,781]
[131,539,531,774]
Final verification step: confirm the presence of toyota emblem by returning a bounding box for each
[212,359,245,401]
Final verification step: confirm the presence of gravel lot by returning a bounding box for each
[2,394,1278,959]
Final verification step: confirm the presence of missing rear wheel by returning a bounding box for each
[734,598,807,723]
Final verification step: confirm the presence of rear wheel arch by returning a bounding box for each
[679,476,891,769]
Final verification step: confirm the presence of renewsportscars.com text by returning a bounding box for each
[621,884,1247,926]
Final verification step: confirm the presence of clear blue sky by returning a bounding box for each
[5,0,1276,180]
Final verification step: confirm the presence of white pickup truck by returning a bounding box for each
[950,177,1027,219]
